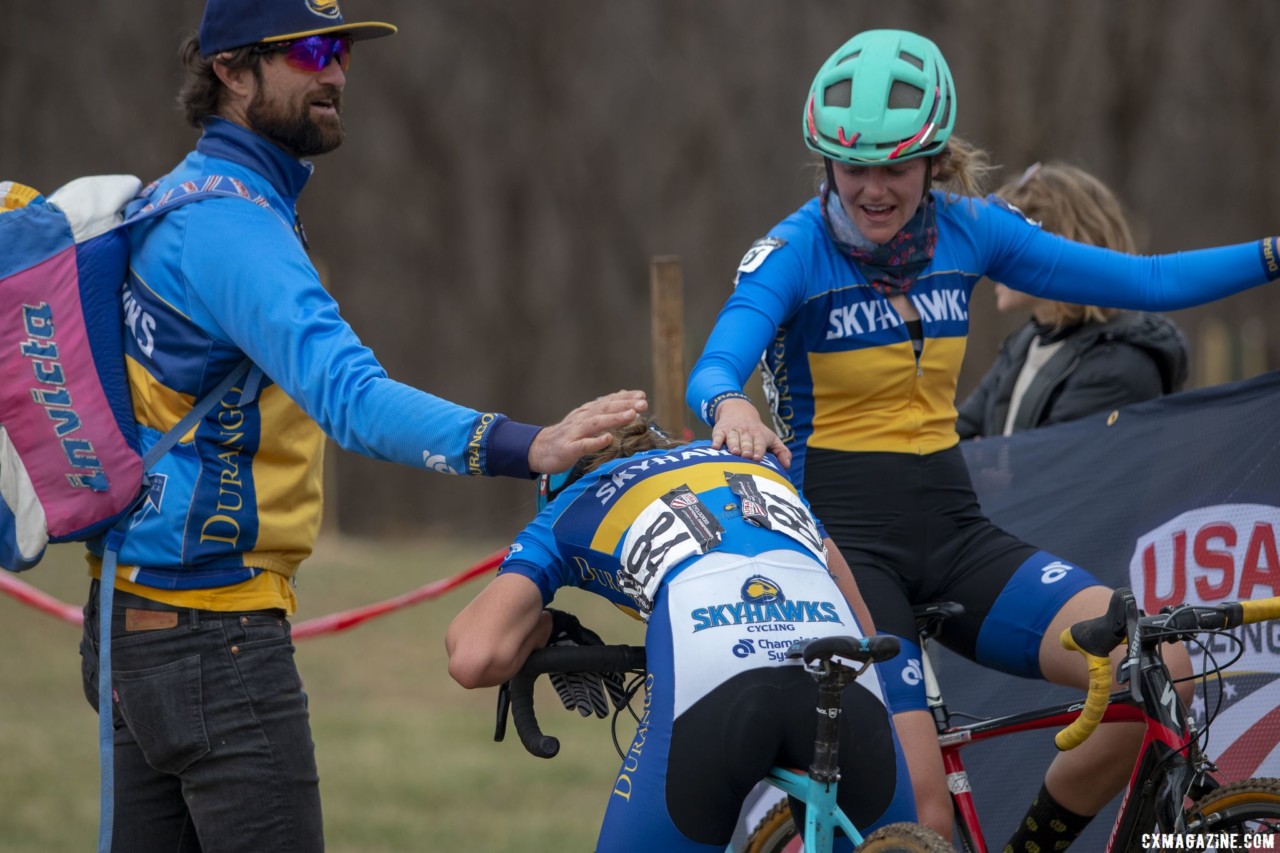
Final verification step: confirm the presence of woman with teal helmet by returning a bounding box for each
[688,27,1280,851]
[803,28,955,165]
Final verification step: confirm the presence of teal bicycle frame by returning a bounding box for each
[759,765,863,849]
[746,648,874,851]
[501,635,896,853]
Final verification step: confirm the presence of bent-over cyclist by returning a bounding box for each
[446,417,916,851]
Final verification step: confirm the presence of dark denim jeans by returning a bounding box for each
[80,581,323,852]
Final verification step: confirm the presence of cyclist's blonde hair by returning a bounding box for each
[580,416,683,474]
[933,136,993,200]
[997,161,1137,328]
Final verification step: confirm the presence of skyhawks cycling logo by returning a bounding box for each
[689,574,842,632]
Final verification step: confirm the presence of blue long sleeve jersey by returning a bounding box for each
[498,441,829,619]
[101,119,538,601]
[687,192,1280,488]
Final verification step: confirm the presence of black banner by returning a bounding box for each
[945,370,1280,848]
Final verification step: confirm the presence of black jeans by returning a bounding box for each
[80,582,323,852]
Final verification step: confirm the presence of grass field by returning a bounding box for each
[0,536,643,852]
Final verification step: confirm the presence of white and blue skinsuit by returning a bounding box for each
[500,440,916,851]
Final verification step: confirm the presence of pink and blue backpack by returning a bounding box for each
[1,174,260,852]
[0,175,255,573]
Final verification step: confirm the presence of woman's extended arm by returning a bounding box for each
[985,199,1280,310]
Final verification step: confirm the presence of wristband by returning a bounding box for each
[1262,237,1280,281]
[703,391,751,426]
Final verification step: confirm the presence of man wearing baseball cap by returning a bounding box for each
[78,1,646,849]
[197,0,397,55]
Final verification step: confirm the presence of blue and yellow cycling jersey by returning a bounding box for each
[93,118,538,609]
[687,192,1279,488]
[498,441,828,617]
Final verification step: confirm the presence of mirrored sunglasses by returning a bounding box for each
[254,34,352,73]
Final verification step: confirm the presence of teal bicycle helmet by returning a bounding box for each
[803,29,956,165]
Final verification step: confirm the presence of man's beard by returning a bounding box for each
[247,86,345,158]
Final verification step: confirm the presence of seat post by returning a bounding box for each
[913,601,965,733]
[810,664,856,784]
[919,635,950,732]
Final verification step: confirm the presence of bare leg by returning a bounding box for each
[894,709,954,837]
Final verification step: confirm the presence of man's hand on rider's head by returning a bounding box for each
[528,390,648,475]
[711,397,791,468]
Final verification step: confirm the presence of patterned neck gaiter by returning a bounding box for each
[821,184,938,297]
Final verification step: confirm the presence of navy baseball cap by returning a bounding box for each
[199,0,396,57]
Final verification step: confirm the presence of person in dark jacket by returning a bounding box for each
[957,161,1189,438]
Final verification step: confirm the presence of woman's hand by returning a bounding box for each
[712,397,791,467]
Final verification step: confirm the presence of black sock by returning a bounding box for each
[1002,783,1093,853]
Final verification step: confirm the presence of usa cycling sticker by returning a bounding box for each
[737,237,786,274]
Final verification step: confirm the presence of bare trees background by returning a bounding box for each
[6,1,1279,539]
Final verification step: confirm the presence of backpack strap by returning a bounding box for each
[94,179,275,852]
[125,175,291,231]
[93,357,260,852]
[140,360,257,470]
[94,541,117,853]
[94,358,261,853]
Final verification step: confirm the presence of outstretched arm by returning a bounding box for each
[527,389,647,474]
[446,574,550,689]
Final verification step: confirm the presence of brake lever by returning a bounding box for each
[1122,591,1142,703]
[493,681,511,742]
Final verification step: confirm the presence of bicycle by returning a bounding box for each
[496,636,952,852]
[745,589,1280,852]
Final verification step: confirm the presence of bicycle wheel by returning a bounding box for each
[742,798,800,853]
[859,822,954,852]
[1187,777,1280,841]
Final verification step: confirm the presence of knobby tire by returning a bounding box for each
[743,805,951,853]
[742,799,799,853]
[859,822,954,852]
[1185,777,1280,842]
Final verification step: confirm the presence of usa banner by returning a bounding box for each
[941,369,1280,849]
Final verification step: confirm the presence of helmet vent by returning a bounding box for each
[899,51,924,70]
[887,80,924,109]
[823,79,852,108]
[835,50,861,66]
[938,94,952,130]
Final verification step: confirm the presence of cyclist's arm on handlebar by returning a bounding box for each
[446,573,550,689]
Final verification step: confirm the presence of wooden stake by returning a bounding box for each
[649,256,687,437]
